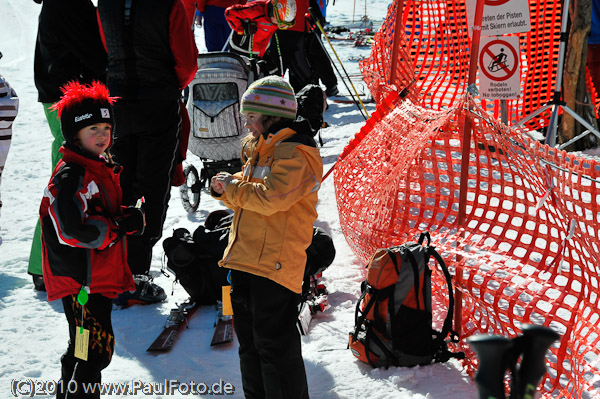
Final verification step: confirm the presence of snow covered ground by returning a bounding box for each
[0,0,478,398]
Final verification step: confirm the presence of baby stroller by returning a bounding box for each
[180,52,257,213]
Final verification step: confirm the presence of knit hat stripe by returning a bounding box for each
[241,100,297,119]
[249,86,295,100]
[240,76,297,119]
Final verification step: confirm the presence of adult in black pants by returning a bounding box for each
[97,0,198,306]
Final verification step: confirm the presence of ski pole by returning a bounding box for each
[305,8,365,117]
[309,9,370,119]
[221,30,234,52]
[309,26,368,121]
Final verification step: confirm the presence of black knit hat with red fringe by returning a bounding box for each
[51,81,117,145]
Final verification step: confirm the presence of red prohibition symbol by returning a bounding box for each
[479,39,518,81]
[485,0,510,5]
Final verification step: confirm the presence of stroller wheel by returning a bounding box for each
[180,164,201,213]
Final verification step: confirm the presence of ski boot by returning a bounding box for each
[114,274,167,308]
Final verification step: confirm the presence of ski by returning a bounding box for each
[147,299,200,352]
[331,96,375,104]
[297,275,330,336]
[211,303,234,346]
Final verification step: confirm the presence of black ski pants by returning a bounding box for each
[111,99,181,275]
[277,30,318,93]
[305,31,337,91]
[59,294,114,399]
[230,270,309,399]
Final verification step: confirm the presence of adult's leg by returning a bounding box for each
[278,30,318,92]
[28,103,64,279]
[306,31,337,91]
[59,294,114,399]
[112,100,180,275]
[204,6,231,52]
[0,81,17,246]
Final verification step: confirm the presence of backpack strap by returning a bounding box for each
[427,246,464,361]
[428,248,454,340]
[386,249,400,275]
[418,231,431,246]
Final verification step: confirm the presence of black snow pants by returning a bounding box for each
[59,294,114,399]
[111,99,181,275]
[305,30,337,91]
[230,270,309,399]
[277,30,318,93]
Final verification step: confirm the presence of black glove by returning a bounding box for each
[116,207,146,236]
[243,20,258,35]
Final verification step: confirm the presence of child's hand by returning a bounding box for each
[115,207,146,236]
[211,172,233,194]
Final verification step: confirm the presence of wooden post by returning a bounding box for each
[559,0,593,150]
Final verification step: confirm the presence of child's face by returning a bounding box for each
[76,123,112,156]
[242,112,267,138]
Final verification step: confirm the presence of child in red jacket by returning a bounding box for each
[225,0,296,62]
[40,81,143,399]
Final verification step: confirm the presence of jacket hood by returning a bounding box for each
[262,117,317,147]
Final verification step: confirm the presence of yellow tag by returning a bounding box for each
[222,286,233,316]
[74,328,89,361]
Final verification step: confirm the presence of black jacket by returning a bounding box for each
[98,0,182,100]
[34,0,107,103]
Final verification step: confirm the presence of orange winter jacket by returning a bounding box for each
[213,125,323,293]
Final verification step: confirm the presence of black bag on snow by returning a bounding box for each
[162,215,231,305]
[303,226,336,293]
[349,232,464,368]
[164,210,335,303]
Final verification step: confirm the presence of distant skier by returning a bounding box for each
[39,81,142,399]
[0,59,19,247]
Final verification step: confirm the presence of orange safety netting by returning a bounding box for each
[360,0,564,130]
[334,91,600,397]
[334,0,600,397]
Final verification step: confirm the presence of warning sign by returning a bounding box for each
[478,37,521,99]
[466,0,531,36]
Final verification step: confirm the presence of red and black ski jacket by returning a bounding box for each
[40,144,135,302]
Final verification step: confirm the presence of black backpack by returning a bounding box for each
[303,226,336,294]
[162,215,232,305]
[295,84,326,138]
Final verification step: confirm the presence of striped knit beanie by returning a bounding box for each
[240,76,297,119]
